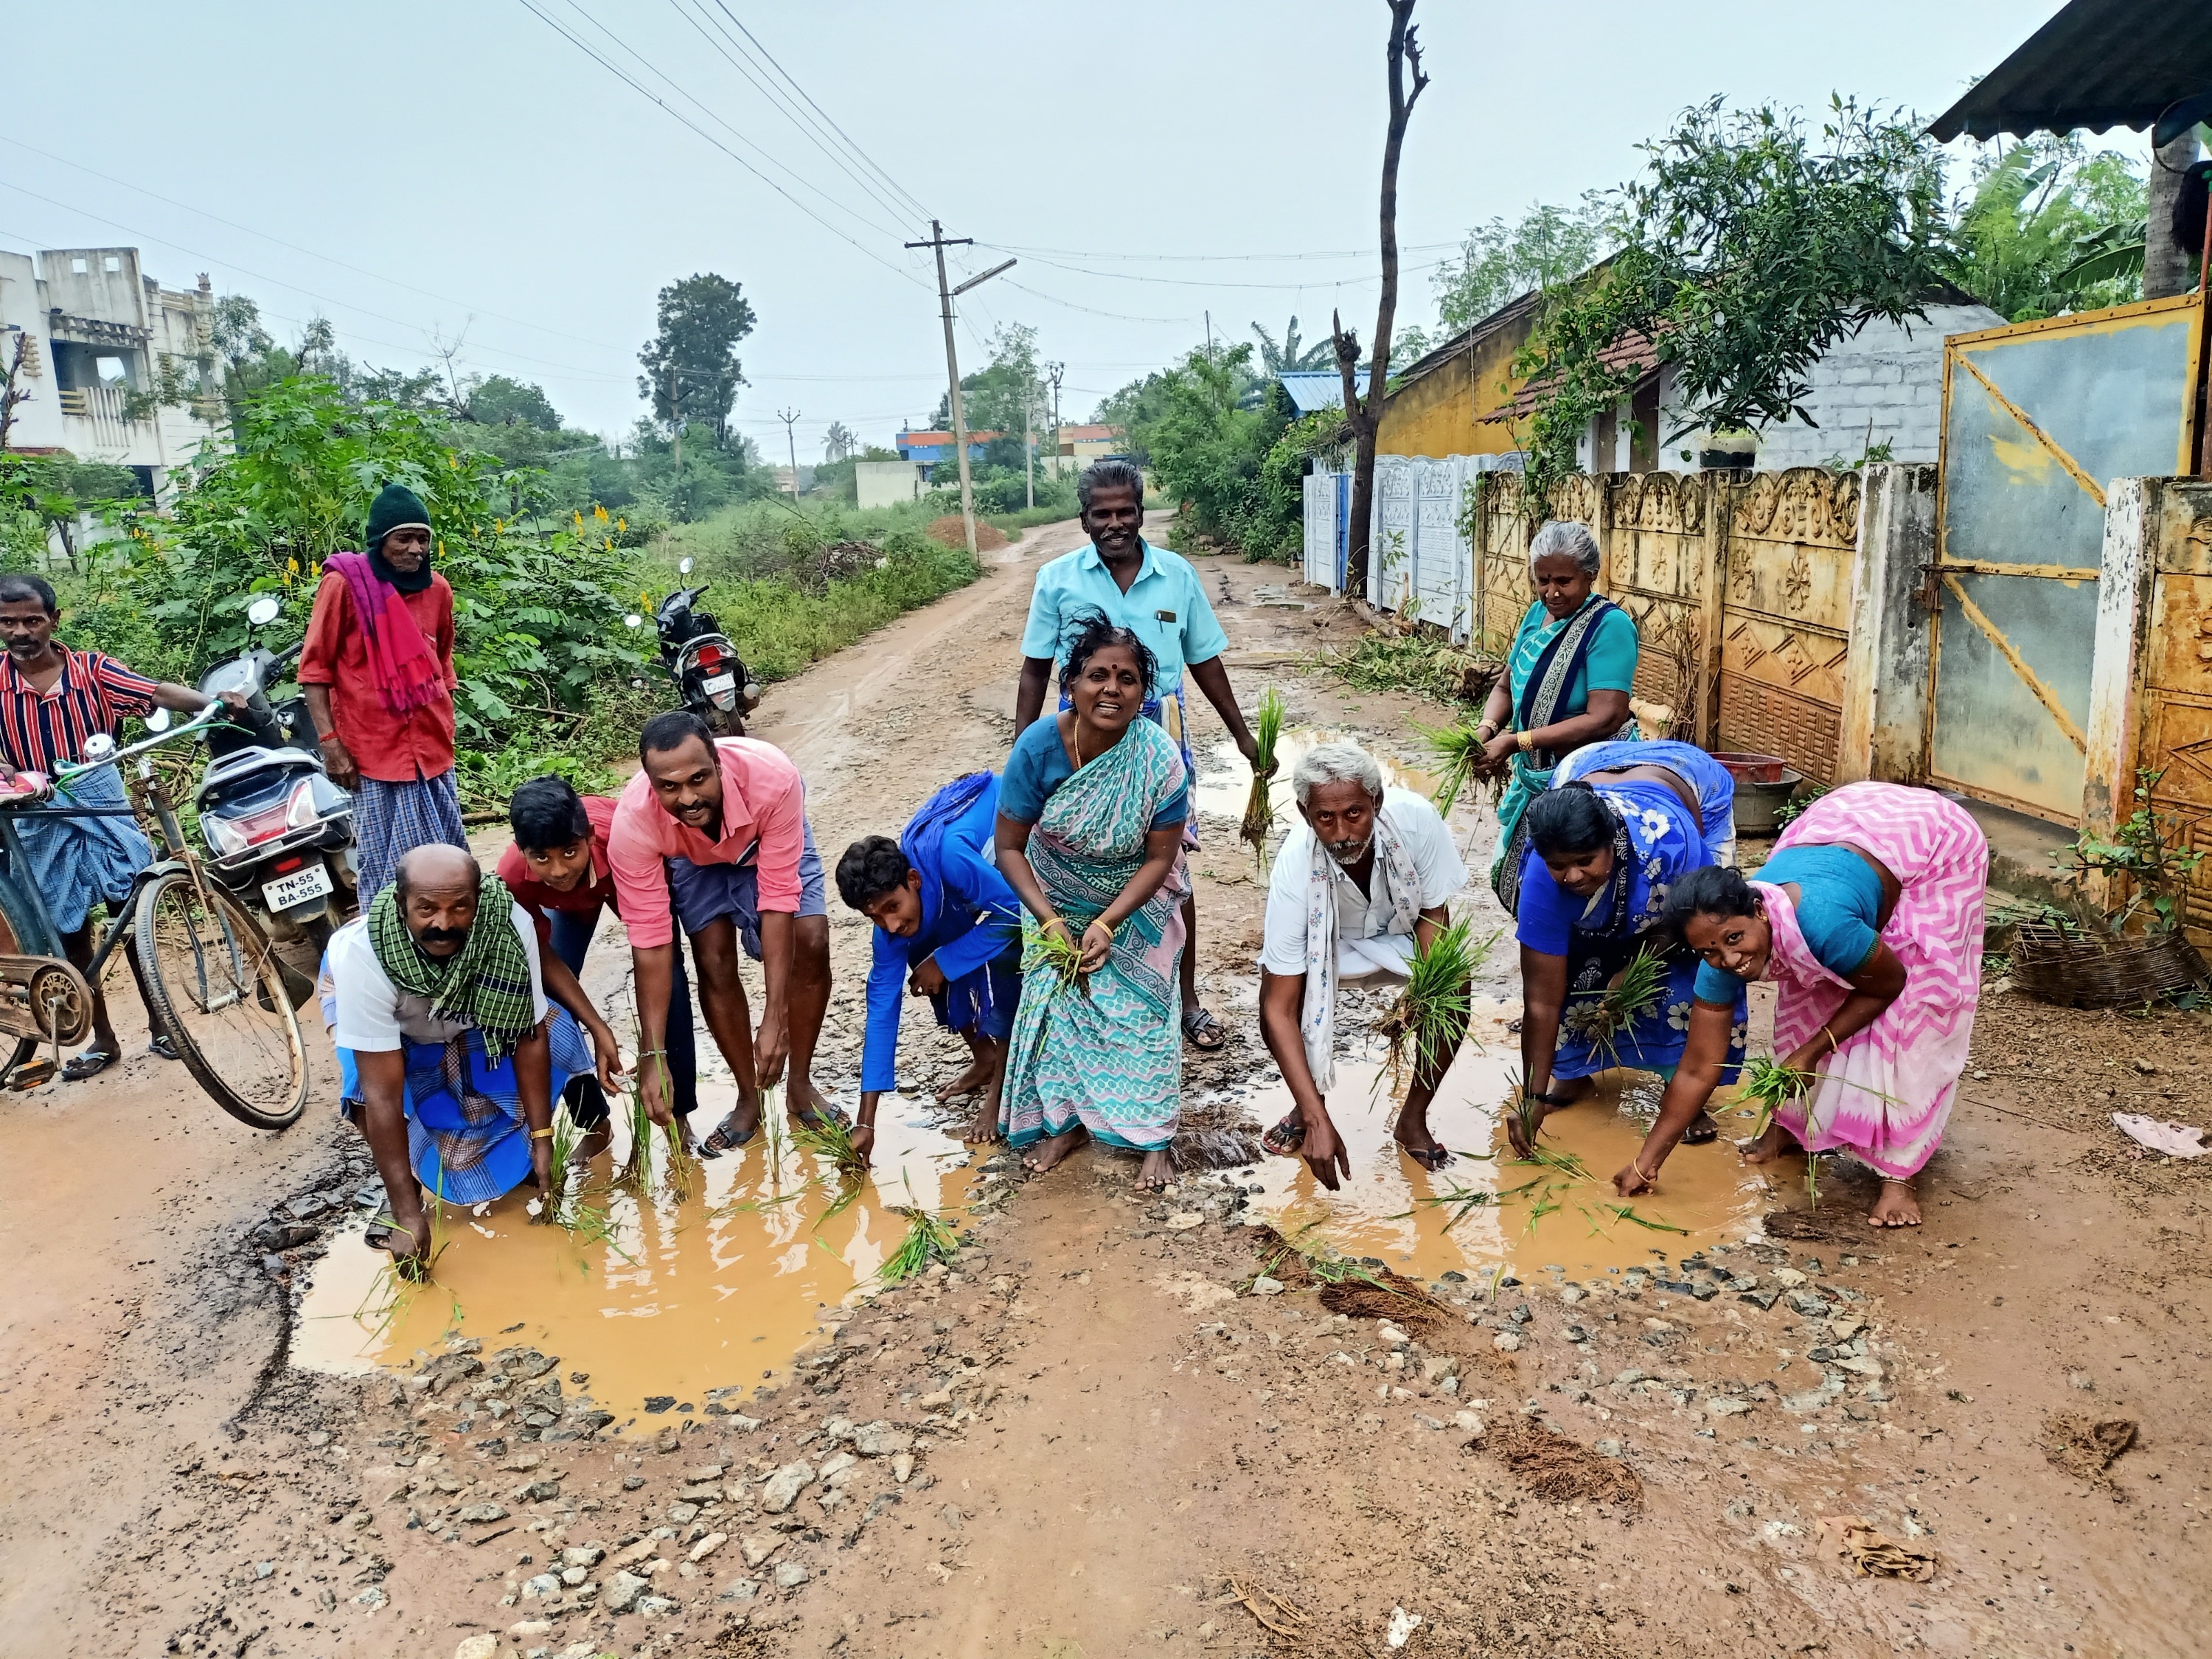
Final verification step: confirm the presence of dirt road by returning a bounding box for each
[4,515,2206,1659]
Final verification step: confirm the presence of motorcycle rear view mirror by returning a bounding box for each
[678,557,695,575]
[624,613,643,630]
[246,596,282,627]
[145,708,173,734]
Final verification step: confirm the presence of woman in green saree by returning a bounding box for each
[996,611,1190,1190]
[1471,520,1641,911]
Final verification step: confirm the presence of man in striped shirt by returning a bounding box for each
[0,573,242,1079]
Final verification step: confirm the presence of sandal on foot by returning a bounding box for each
[1261,1112,1307,1158]
[62,1047,119,1082]
[1180,1006,1229,1051]
[150,1034,179,1062]
[1399,1141,1453,1170]
[696,1113,759,1158]
[1681,1113,1719,1146]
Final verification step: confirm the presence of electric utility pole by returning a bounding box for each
[907,221,1013,561]
[777,406,802,494]
[666,364,684,514]
[1045,359,1065,477]
[1023,383,1034,510]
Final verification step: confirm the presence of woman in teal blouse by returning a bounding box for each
[1472,521,1640,911]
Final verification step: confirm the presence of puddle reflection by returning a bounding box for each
[293,1091,973,1411]
[1248,1003,1775,1279]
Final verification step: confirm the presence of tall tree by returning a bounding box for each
[1331,0,1428,602]
[1433,198,1613,333]
[1251,316,1332,374]
[637,274,757,446]
[821,420,856,462]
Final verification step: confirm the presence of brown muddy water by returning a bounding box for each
[1245,1002,1781,1281]
[293,1089,973,1411]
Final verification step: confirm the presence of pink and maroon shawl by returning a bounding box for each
[324,552,447,716]
[1752,782,1986,1180]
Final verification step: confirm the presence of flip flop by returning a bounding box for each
[1180,1006,1229,1051]
[696,1112,759,1158]
[1261,1112,1307,1158]
[1399,1141,1453,1170]
[1681,1113,1719,1146]
[61,1047,119,1082]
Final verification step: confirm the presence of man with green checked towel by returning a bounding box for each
[322,844,611,1268]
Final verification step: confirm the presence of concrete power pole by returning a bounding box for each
[777,406,802,495]
[908,222,1014,562]
[1023,385,1034,510]
[666,364,682,509]
[1045,359,1065,479]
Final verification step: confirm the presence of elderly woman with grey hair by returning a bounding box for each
[1470,519,1641,912]
[1254,740,1470,1185]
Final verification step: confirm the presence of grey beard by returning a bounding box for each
[1325,837,1372,866]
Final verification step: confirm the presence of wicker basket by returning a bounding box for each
[2008,922,2210,1009]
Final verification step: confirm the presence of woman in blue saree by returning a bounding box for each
[1507,776,1746,1154]
[996,611,1189,1190]
[1470,521,1641,911]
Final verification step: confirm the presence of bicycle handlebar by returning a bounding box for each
[51,702,227,786]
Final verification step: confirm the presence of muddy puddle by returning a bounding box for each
[1192,728,1436,827]
[293,1089,973,1413]
[1245,1002,1779,1280]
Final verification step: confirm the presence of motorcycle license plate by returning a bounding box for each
[261,863,334,912]
[702,672,737,695]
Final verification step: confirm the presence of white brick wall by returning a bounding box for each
[1746,303,2003,470]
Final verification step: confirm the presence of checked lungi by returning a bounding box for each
[353,768,469,902]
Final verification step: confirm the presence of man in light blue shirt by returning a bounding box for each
[1014,457,1269,1051]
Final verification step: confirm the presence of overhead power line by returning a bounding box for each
[983,239,1461,263]
[513,0,928,289]
[988,247,1453,291]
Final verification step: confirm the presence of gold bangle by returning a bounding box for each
[1631,1160,1656,1186]
[1517,730,1535,754]
[1820,1024,1839,1055]
[529,1126,556,1141]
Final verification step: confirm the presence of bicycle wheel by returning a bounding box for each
[134,869,307,1130]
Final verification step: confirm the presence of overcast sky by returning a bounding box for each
[5,1,2096,455]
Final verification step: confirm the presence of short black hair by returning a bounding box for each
[1077,457,1146,514]
[835,835,911,913]
[639,709,717,762]
[0,573,59,613]
[509,774,592,852]
[1058,606,1158,700]
[1661,864,1759,931]
[1526,781,1617,858]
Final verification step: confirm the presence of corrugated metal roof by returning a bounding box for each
[1925,0,2212,140]
[1277,369,1374,414]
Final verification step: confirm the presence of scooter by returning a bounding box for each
[627,557,760,734]
[184,594,358,950]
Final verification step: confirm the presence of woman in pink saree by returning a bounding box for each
[1608,782,1986,1228]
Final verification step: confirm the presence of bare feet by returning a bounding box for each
[964,1096,1001,1145]
[1867,1178,1921,1228]
[938,1054,995,1102]
[1021,1125,1085,1174]
[1739,1121,1799,1165]
[1137,1149,1175,1190]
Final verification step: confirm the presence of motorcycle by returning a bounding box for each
[627,557,760,734]
[182,594,358,950]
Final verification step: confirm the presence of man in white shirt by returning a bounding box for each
[326,844,597,1270]
[1255,740,1470,1186]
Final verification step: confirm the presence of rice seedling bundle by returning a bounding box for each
[1375,920,1492,1093]
[880,1206,959,1283]
[791,1111,869,1224]
[1735,1055,1812,1141]
[1560,945,1669,1069]
[1239,689,1284,871]
[1021,917,1088,995]
[1418,717,1500,815]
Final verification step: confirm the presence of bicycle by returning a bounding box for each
[0,703,309,1129]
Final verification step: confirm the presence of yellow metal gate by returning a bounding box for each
[1930,296,2203,823]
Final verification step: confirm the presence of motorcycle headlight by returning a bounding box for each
[203,813,252,858]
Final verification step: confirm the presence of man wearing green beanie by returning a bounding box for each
[299,482,470,902]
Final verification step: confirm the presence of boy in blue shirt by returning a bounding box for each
[835,772,1024,1152]
[1014,457,1270,1051]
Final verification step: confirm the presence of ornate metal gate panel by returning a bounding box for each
[1932,296,2203,822]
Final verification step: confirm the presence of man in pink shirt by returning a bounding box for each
[609,711,833,1150]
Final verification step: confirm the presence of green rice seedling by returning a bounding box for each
[1523,1188,1564,1236]
[1418,717,1498,814]
[1375,920,1492,1095]
[880,1206,960,1284]
[1412,1180,1498,1231]
[1735,1055,1813,1141]
[1560,945,1669,1070]
[536,1100,584,1220]
[1595,1202,1689,1235]
[1502,1066,1545,1155]
[792,1112,869,1225]
[1021,916,1088,994]
[1239,689,1285,870]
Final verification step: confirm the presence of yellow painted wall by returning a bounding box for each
[1375,310,1539,458]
